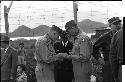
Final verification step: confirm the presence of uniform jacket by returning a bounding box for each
[1,46,18,80]
[35,34,56,82]
[35,34,56,64]
[92,31,113,61]
[72,32,93,62]
[109,29,123,81]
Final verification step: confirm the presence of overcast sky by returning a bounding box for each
[0,1,125,33]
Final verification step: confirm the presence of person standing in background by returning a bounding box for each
[1,34,18,82]
[17,43,27,65]
[109,28,123,82]
[92,17,122,82]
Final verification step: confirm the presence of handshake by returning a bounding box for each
[55,52,79,60]
[56,53,68,59]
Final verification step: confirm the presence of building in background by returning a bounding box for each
[91,27,111,43]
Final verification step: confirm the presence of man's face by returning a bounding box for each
[17,66,23,73]
[67,26,79,36]
[110,22,121,33]
[50,30,59,41]
[67,36,75,43]
[19,45,24,49]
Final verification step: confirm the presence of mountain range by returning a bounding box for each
[5,19,108,37]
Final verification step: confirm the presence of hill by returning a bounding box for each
[9,25,51,37]
[33,25,51,36]
[78,19,108,33]
[7,19,108,37]
[10,25,33,37]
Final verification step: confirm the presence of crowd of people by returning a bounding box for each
[1,4,123,82]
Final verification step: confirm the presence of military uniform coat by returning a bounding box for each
[72,32,93,82]
[35,34,57,82]
[1,46,18,80]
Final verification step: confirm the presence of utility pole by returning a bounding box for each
[4,1,13,36]
[73,1,78,27]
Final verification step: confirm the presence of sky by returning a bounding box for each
[0,1,125,33]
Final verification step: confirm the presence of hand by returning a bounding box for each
[69,52,74,55]
[57,53,68,58]
[48,56,59,62]
[68,55,79,60]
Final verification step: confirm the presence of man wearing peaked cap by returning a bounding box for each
[1,34,18,82]
[65,20,79,37]
[92,17,122,82]
[108,17,121,26]
[108,17,122,34]
[65,20,93,82]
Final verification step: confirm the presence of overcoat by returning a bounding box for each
[1,46,18,81]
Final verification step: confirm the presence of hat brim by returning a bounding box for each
[109,19,121,26]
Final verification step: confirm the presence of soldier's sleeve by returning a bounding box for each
[92,35,104,60]
[35,39,50,63]
[11,48,18,78]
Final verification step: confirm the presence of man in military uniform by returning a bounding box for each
[35,25,63,82]
[1,34,18,82]
[54,31,74,82]
[92,17,122,82]
[109,28,123,82]
[65,20,93,82]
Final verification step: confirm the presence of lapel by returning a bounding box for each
[62,41,65,47]
[1,46,12,65]
[65,41,68,47]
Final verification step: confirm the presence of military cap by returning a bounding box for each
[0,34,10,42]
[108,17,121,26]
[65,20,76,30]
[51,25,62,36]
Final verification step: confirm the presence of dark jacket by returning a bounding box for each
[54,40,74,82]
[54,40,73,70]
[109,29,123,81]
[92,31,113,61]
[1,46,18,80]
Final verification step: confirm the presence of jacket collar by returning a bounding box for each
[62,41,68,47]
[45,33,54,45]
[5,46,12,54]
